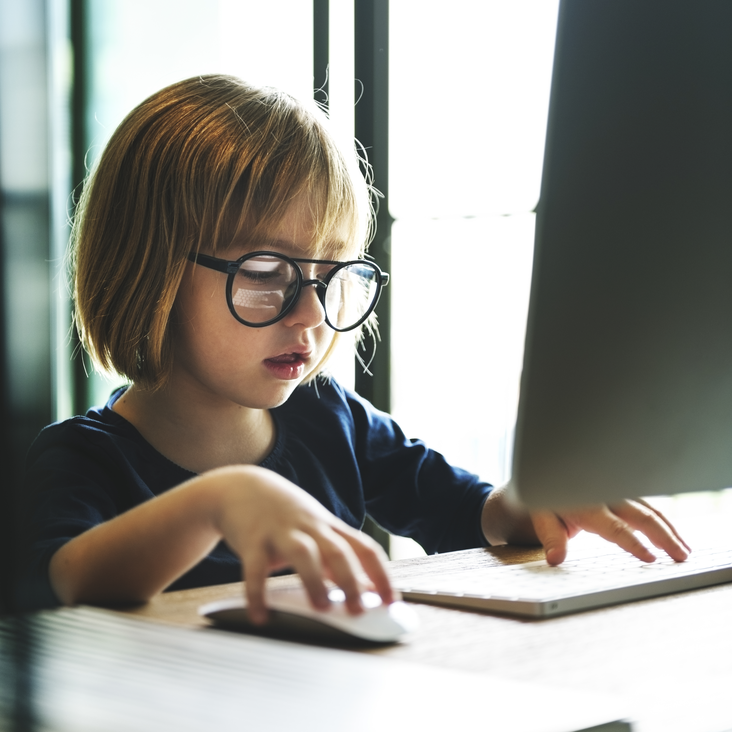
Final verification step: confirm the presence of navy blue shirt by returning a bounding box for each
[19,379,492,609]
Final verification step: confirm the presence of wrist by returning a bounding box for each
[481,482,538,546]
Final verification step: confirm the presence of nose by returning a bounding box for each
[281,280,327,329]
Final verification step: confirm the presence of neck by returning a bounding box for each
[113,382,276,474]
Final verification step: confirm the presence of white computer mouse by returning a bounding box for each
[200,585,420,645]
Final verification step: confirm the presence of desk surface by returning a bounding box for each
[114,533,732,732]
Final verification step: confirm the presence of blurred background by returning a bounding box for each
[0,0,560,601]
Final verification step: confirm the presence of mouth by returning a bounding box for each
[266,350,311,365]
[263,350,312,380]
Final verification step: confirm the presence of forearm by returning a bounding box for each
[48,468,236,606]
[48,463,395,619]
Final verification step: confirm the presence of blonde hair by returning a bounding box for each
[71,74,375,390]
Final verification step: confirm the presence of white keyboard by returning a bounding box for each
[396,545,732,617]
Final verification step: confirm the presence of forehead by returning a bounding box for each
[227,192,359,260]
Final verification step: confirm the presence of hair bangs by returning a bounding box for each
[213,94,371,263]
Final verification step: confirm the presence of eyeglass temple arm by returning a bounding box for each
[187,252,239,275]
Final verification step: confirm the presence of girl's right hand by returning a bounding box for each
[208,465,395,624]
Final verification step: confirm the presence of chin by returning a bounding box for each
[258,382,303,410]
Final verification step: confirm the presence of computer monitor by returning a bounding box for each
[509,0,732,509]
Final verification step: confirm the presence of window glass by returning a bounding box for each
[86,0,313,163]
[391,214,535,483]
[0,0,56,431]
[388,2,559,556]
[390,0,559,218]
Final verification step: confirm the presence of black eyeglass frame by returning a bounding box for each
[187,250,389,332]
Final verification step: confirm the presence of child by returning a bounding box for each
[18,74,690,619]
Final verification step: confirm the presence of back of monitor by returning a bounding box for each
[511,0,732,509]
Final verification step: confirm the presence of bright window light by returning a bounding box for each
[391,214,536,483]
[389,0,559,218]
[86,0,313,166]
[388,2,559,557]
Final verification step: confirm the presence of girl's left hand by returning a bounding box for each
[481,485,692,564]
[529,498,691,565]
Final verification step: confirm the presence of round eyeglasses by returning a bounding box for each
[187,250,389,332]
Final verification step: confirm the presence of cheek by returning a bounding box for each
[315,322,336,348]
[171,272,236,353]
[174,269,228,327]
[308,328,340,373]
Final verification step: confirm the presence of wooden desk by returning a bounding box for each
[116,537,732,732]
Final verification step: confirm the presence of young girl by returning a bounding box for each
[19,74,690,619]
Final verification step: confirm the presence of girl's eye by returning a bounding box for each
[239,269,276,283]
[237,260,291,286]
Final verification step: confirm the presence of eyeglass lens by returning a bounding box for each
[230,254,380,330]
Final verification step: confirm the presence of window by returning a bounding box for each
[388,1,559,556]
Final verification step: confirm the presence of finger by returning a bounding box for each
[634,498,692,554]
[275,531,331,611]
[241,546,270,625]
[530,511,570,565]
[315,532,369,614]
[611,500,690,561]
[336,527,395,606]
[571,506,657,562]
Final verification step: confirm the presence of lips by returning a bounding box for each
[263,350,311,381]
[267,351,309,364]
